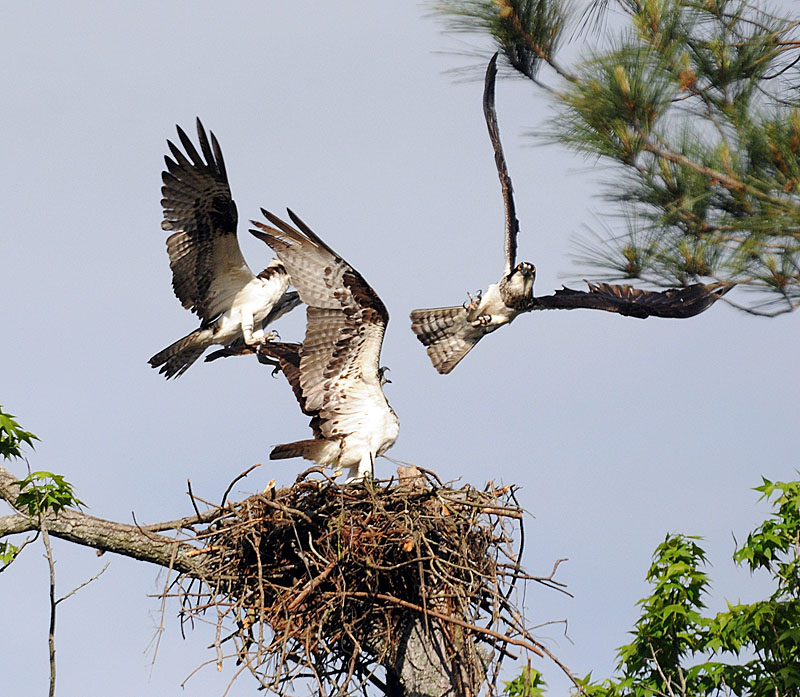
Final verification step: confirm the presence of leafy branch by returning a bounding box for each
[13,471,85,518]
[504,477,800,697]
[0,406,38,460]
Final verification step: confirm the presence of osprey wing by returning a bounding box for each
[256,342,316,416]
[250,209,390,416]
[161,118,253,322]
[531,281,732,318]
[484,52,519,276]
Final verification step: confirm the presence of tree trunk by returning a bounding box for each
[382,616,489,696]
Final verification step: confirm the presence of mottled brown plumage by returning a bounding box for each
[161,119,243,320]
[531,282,732,318]
[149,119,300,378]
[250,209,398,481]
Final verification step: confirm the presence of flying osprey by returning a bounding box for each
[410,54,731,374]
[149,119,301,378]
[249,209,399,482]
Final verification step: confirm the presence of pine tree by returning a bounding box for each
[437,0,800,316]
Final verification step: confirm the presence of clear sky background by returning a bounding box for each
[2,2,798,695]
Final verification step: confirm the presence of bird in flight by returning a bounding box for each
[249,209,399,482]
[410,54,731,374]
[149,119,301,378]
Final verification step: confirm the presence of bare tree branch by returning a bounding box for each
[42,523,56,697]
[57,562,110,605]
[0,464,204,576]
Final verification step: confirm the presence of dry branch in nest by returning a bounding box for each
[170,467,554,696]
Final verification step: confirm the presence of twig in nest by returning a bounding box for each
[187,479,202,522]
[221,463,262,509]
[339,590,545,657]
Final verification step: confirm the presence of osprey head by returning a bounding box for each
[508,261,536,296]
[514,261,535,278]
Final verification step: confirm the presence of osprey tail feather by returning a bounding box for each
[270,439,340,463]
[409,306,479,375]
[149,328,214,379]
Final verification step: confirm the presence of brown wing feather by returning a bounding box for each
[249,209,391,433]
[530,281,732,318]
[484,52,519,276]
[251,209,388,323]
[161,118,252,321]
[257,342,309,414]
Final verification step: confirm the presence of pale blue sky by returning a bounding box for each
[2,2,798,695]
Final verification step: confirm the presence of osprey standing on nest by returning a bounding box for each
[149,119,301,379]
[410,54,731,375]
[250,209,399,482]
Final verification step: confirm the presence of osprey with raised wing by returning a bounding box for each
[250,209,399,482]
[410,54,731,375]
[149,119,301,378]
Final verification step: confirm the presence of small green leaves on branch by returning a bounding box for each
[0,406,39,460]
[0,540,20,567]
[735,477,800,596]
[13,472,85,518]
[508,477,800,697]
[614,534,710,690]
[504,666,547,696]
[0,407,85,518]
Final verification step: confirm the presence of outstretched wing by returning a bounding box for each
[161,118,254,322]
[250,209,390,417]
[255,341,317,414]
[484,52,519,276]
[531,281,732,318]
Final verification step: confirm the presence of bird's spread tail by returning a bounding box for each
[148,328,213,379]
[409,306,479,375]
[270,438,339,464]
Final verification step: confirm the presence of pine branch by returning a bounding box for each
[638,133,798,210]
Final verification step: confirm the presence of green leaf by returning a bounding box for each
[0,406,39,460]
[0,541,19,567]
[504,667,547,697]
[13,470,85,517]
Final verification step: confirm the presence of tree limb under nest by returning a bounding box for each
[0,463,205,576]
[1,462,572,696]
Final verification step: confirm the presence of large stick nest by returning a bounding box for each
[173,468,551,695]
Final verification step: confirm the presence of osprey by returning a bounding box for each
[410,54,731,374]
[149,119,301,378]
[250,209,399,482]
